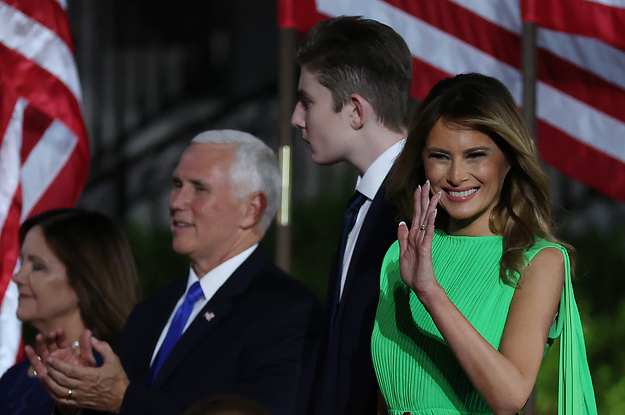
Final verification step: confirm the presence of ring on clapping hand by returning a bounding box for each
[73,340,81,357]
[33,369,38,376]
[419,224,426,231]
[68,389,73,399]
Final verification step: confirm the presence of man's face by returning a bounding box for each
[169,143,249,275]
[291,67,353,165]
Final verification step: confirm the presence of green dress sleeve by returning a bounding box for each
[525,241,597,415]
[556,246,597,415]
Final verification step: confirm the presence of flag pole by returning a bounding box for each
[521,19,537,415]
[522,21,537,142]
[276,27,298,272]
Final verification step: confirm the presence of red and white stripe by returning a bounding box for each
[523,0,625,51]
[0,0,89,376]
[278,0,625,202]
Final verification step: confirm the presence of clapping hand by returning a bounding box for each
[397,180,442,298]
[25,330,129,414]
[25,329,96,375]
[25,330,97,415]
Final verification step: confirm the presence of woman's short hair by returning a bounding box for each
[387,72,573,284]
[19,208,141,344]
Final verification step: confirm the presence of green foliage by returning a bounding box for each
[604,375,625,415]
[124,223,189,297]
[535,339,559,414]
[262,196,346,304]
[289,196,346,304]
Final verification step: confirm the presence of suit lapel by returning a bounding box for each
[325,186,391,335]
[338,185,393,312]
[151,248,268,389]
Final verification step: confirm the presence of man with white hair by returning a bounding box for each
[27,130,322,415]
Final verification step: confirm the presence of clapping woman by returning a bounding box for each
[372,73,596,415]
[0,209,141,415]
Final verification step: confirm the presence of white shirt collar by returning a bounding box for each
[150,243,259,365]
[355,138,406,200]
[186,243,259,301]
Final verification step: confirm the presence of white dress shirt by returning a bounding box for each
[339,139,405,299]
[150,243,258,365]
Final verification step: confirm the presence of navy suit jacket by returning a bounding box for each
[313,185,398,415]
[112,247,322,415]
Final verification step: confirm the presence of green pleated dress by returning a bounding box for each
[371,229,597,415]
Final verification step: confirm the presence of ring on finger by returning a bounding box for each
[68,389,73,399]
[419,224,426,231]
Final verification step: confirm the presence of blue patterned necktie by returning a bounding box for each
[148,281,203,384]
[330,191,367,331]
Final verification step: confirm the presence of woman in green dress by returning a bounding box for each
[372,73,596,415]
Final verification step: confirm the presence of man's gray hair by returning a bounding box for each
[191,130,281,231]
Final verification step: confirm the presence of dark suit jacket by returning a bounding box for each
[113,247,322,415]
[312,185,398,415]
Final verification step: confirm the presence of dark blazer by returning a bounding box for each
[113,247,322,415]
[313,185,399,415]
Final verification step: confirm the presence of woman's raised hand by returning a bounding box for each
[397,180,442,297]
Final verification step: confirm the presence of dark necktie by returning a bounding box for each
[330,191,367,331]
[148,281,203,384]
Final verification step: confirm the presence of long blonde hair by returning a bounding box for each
[387,73,574,284]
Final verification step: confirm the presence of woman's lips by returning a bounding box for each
[444,187,478,202]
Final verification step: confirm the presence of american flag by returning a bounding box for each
[278,0,625,203]
[0,0,89,376]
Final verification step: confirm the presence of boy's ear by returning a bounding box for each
[347,94,374,130]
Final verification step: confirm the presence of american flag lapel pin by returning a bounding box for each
[204,311,216,322]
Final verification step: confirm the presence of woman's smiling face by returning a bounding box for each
[423,118,510,236]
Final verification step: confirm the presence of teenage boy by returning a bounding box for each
[291,16,413,415]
